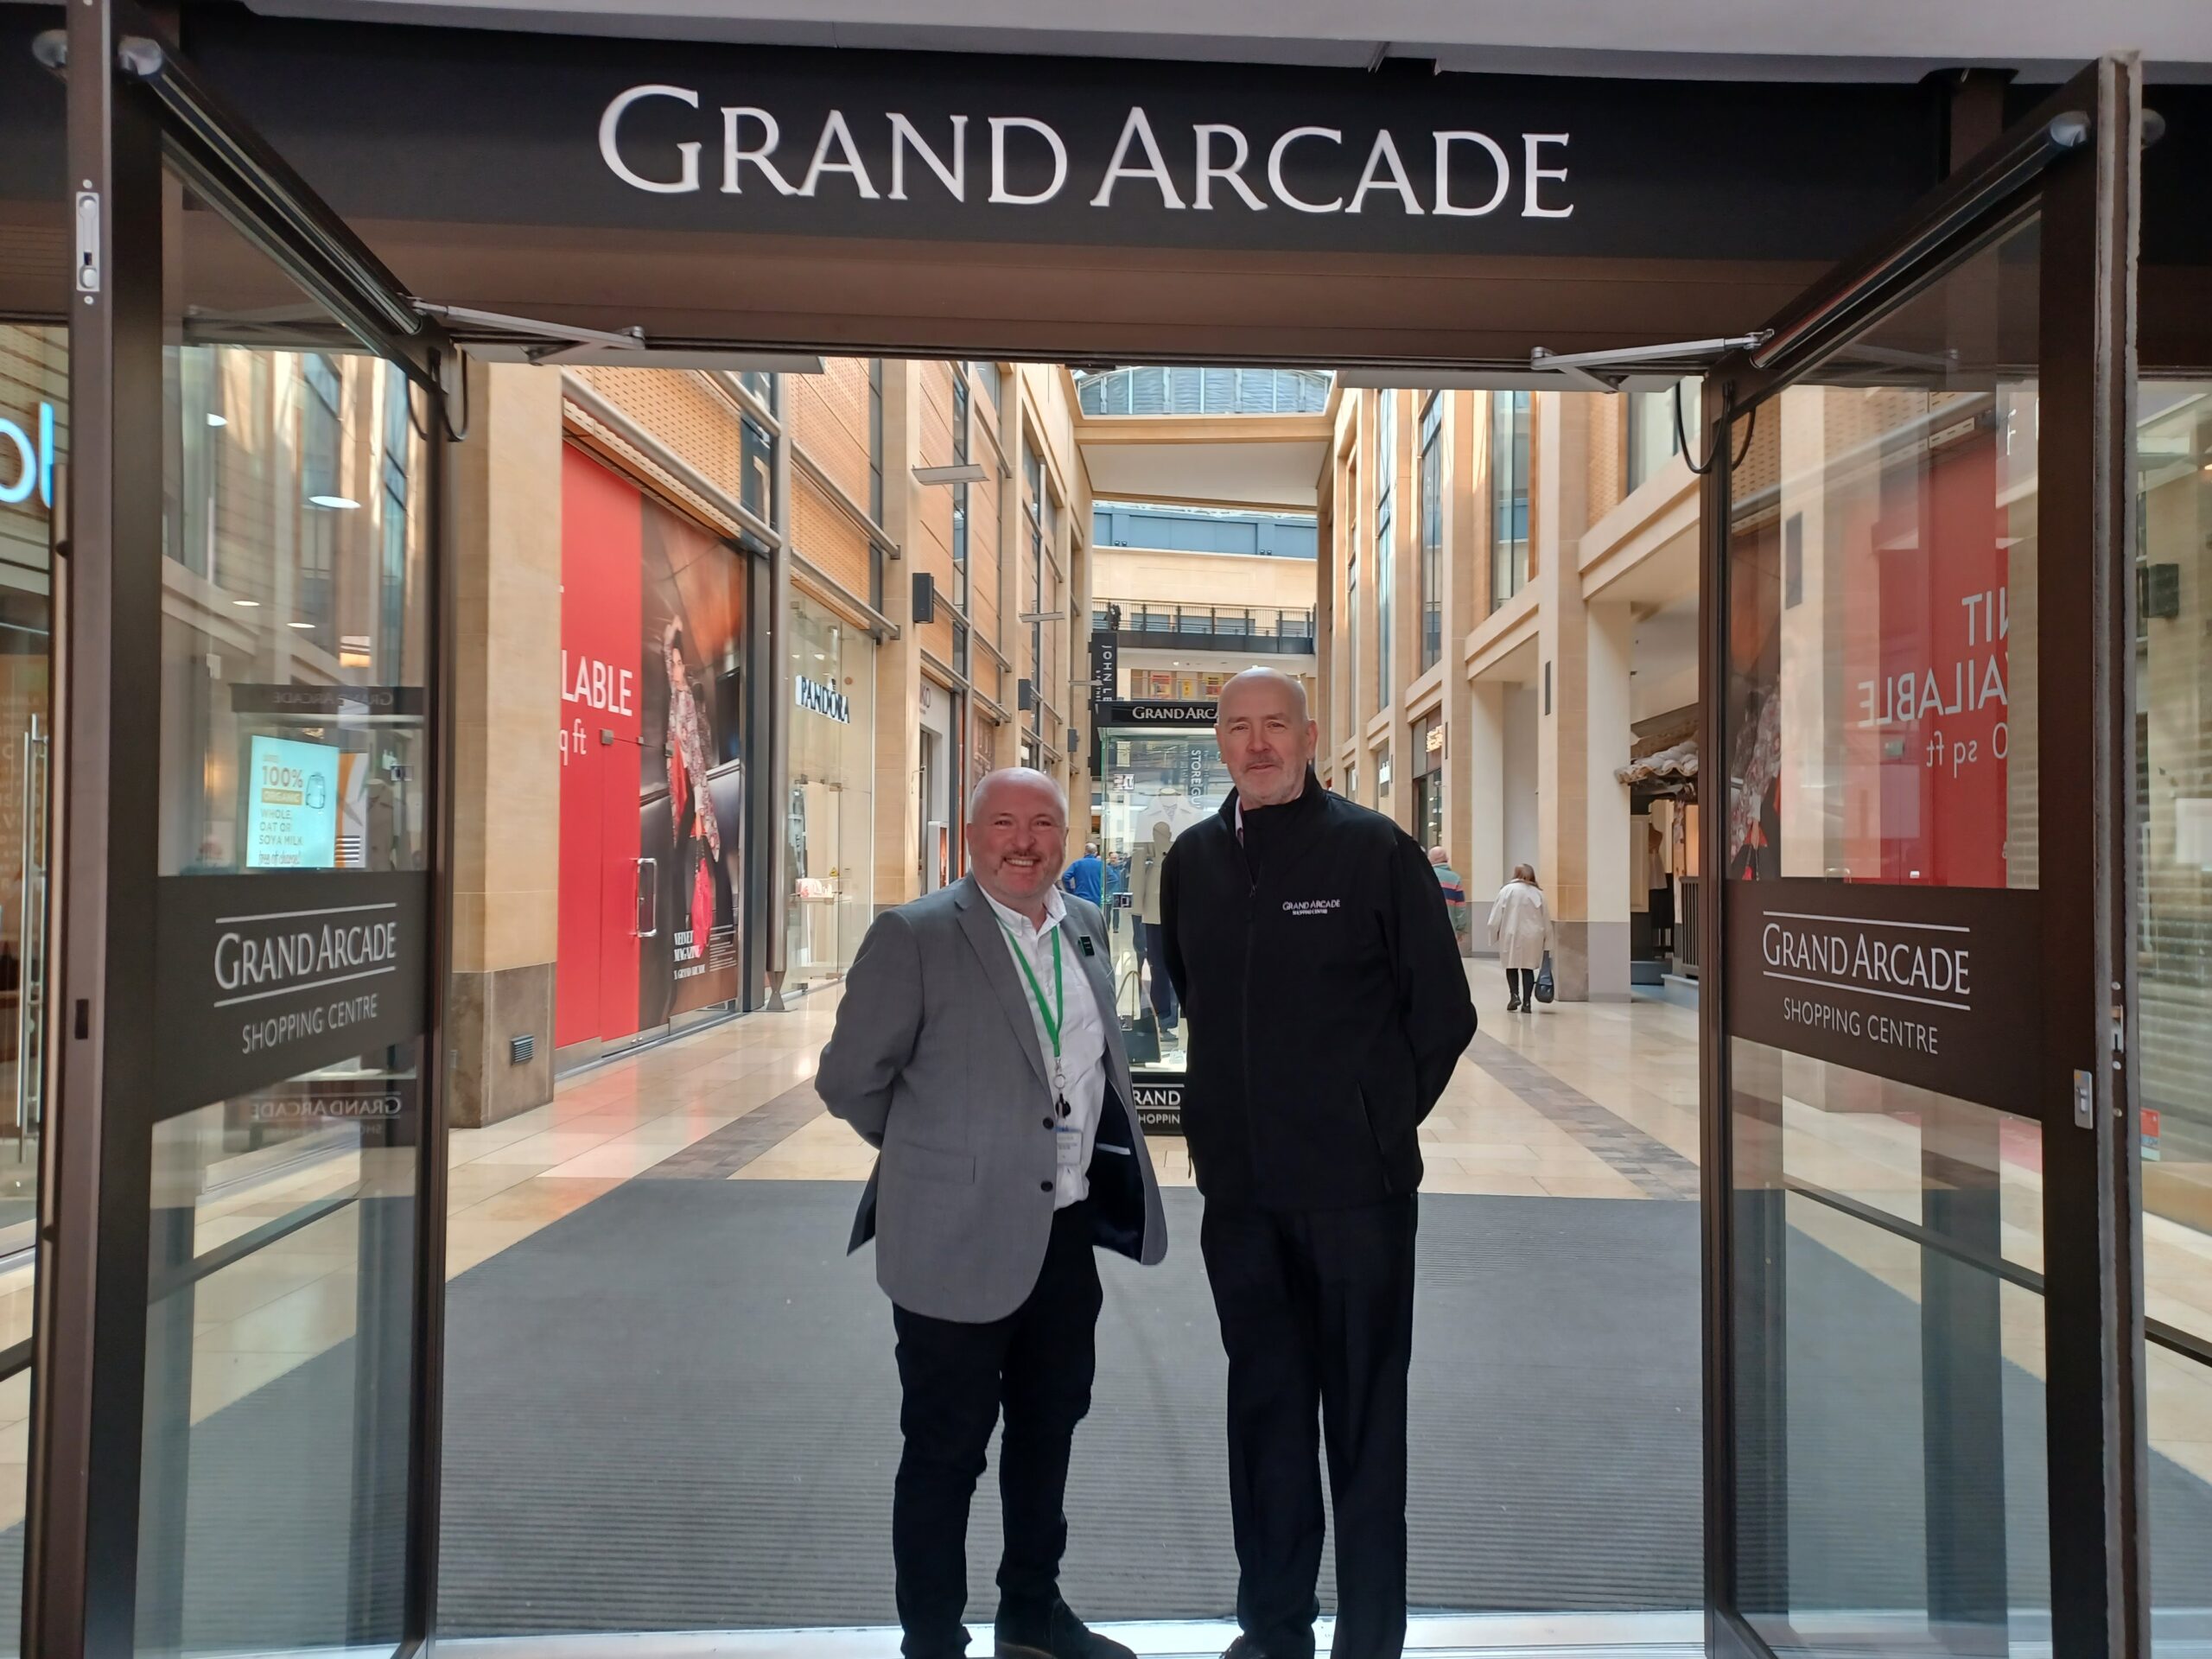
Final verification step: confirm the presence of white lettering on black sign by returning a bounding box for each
[1758,910,1971,1011]
[600,91,1575,221]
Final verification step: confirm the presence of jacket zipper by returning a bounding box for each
[1239,833,1259,1195]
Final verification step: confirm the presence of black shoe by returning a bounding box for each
[995,1600,1134,1659]
[1505,999,1521,1012]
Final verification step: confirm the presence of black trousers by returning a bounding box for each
[1199,1196,1418,1659]
[1506,967,1535,1004]
[1141,920,1179,1027]
[892,1201,1103,1659]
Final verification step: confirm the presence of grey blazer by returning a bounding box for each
[815,874,1170,1324]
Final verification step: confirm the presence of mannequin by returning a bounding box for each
[1128,821,1179,1033]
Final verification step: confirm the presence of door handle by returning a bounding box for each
[633,856,658,938]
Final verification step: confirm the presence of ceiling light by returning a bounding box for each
[206,412,227,428]
[233,599,260,608]
[288,620,315,630]
[308,494,359,510]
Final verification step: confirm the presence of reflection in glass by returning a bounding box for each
[130,177,433,1658]
[1727,217,2057,1656]
[2135,380,2212,1645]
[1097,724,1229,1080]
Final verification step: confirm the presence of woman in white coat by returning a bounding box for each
[1487,863,1552,1011]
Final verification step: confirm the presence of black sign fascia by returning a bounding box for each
[230,683,429,719]
[156,870,434,1120]
[178,11,1948,265]
[1098,699,1217,728]
[1726,879,2042,1116]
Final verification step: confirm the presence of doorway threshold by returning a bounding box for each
[432,1612,1705,1659]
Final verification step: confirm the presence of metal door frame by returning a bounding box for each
[1695,54,2149,1659]
[29,4,460,1653]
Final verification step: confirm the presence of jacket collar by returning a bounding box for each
[1217,766,1327,832]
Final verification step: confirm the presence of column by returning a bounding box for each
[448,362,563,1126]
[1464,678,1508,907]
[1534,393,1632,1001]
[873,359,923,912]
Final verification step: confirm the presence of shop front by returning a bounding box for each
[556,443,756,1064]
[785,586,875,994]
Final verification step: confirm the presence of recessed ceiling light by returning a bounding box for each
[206,413,227,428]
[233,599,260,608]
[308,494,359,510]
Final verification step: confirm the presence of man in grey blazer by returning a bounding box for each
[818,766,1168,1659]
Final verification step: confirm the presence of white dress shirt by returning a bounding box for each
[982,885,1109,1208]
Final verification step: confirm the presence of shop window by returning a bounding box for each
[868,359,884,524]
[1627,379,1690,493]
[970,360,1001,410]
[298,353,344,637]
[741,413,772,526]
[951,378,969,607]
[787,593,875,992]
[1376,392,1395,709]
[1490,390,1531,610]
[1419,392,1443,671]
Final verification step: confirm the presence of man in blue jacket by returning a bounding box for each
[1059,840,1103,906]
[1162,669,1475,1659]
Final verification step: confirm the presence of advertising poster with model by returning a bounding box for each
[558,447,747,1050]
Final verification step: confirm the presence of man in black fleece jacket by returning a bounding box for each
[1162,667,1476,1659]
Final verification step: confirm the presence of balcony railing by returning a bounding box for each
[1094,601,1317,641]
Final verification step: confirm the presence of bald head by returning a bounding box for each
[1214,668,1317,809]
[1217,667,1309,728]
[966,766,1067,826]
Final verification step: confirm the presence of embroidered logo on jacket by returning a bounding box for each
[1281,899,1342,917]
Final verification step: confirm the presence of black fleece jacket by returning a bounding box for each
[1160,769,1478,1210]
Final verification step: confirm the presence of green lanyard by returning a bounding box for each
[998,917,1064,1061]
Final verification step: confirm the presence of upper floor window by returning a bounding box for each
[951,377,970,608]
[1418,392,1443,671]
[1489,390,1531,610]
[1626,379,1691,493]
[868,359,884,524]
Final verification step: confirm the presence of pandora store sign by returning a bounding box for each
[1727,880,2042,1114]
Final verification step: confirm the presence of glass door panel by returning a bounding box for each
[1724,213,2054,1657]
[127,164,435,1658]
[2135,378,2212,1649]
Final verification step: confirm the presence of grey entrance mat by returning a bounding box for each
[438,1185,1704,1634]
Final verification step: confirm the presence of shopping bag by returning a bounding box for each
[1534,951,1555,1005]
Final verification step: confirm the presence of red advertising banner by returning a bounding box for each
[557,447,748,1050]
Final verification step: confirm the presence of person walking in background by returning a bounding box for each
[1060,840,1104,907]
[1162,667,1476,1659]
[1487,864,1551,1011]
[1426,845,1470,950]
[817,768,1168,1659]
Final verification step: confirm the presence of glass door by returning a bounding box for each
[30,15,456,1658]
[1700,59,2152,1659]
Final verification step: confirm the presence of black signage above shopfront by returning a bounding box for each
[1100,700,1218,726]
[1726,879,2042,1116]
[155,870,433,1118]
[178,13,1945,265]
[1090,632,1119,713]
[230,683,428,719]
